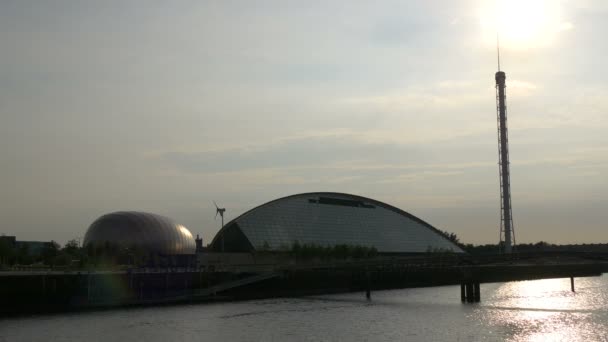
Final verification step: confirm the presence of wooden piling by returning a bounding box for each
[165,271,169,294]
[460,283,465,302]
[466,282,474,303]
[365,270,371,300]
[87,273,91,302]
[571,277,575,292]
[474,282,480,302]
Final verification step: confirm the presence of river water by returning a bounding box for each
[2,275,607,341]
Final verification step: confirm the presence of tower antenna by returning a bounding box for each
[497,31,501,71]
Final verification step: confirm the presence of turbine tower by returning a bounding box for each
[214,201,226,228]
[495,39,515,254]
[214,201,226,252]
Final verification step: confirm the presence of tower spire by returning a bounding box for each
[497,32,501,71]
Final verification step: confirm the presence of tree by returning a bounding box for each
[41,241,60,266]
[442,230,461,245]
[0,239,15,266]
[62,239,80,257]
[53,253,71,266]
[16,244,32,265]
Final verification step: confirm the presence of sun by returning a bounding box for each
[479,0,570,50]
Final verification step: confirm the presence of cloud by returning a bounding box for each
[156,133,426,174]
[1,0,607,246]
[507,80,539,97]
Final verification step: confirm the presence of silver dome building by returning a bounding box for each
[210,192,464,254]
[84,211,196,255]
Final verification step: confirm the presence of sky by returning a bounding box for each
[1,0,607,246]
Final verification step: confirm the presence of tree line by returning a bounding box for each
[258,241,379,260]
[440,230,608,255]
[0,239,151,268]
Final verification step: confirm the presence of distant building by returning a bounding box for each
[195,234,204,253]
[210,192,464,254]
[15,241,54,256]
[1,235,54,257]
[84,211,197,266]
[0,236,16,248]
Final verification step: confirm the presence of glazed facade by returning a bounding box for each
[84,211,196,255]
[210,193,464,253]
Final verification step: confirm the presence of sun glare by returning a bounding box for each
[479,0,570,50]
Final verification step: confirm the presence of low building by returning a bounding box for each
[1,235,54,257]
[15,241,54,256]
[0,236,16,248]
[209,192,464,254]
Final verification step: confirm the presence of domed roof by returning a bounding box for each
[84,211,196,255]
[211,192,464,253]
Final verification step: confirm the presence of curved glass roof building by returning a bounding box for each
[84,211,196,255]
[210,193,464,254]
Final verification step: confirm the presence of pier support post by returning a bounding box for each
[571,277,575,292]
[474,282,481,302]
[460,283,465,302]
[365,270,371,300]
[87,273,91,303]
[461,282,481,303]
[466,282,474,303]
[165,271,169,295]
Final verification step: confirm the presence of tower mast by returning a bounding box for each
[495,36,515,254]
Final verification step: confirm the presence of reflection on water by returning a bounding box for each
[1,276,607,342]
[478,277,608,342]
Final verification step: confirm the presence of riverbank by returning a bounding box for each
[2,258,607,316]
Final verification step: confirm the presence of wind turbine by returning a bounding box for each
[214,201,226,252]
[214,201,226,228]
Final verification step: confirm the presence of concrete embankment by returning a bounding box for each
[1,270,230,315]
[226,262,608,299]
[1,261,607,316]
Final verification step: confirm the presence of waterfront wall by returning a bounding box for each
[1,271,232,314]
[1,262,606,315]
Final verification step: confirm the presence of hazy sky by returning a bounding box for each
[1,1,606,246]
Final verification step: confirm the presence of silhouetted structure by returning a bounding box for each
[495,64,515,253]
[195,234,204,253]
